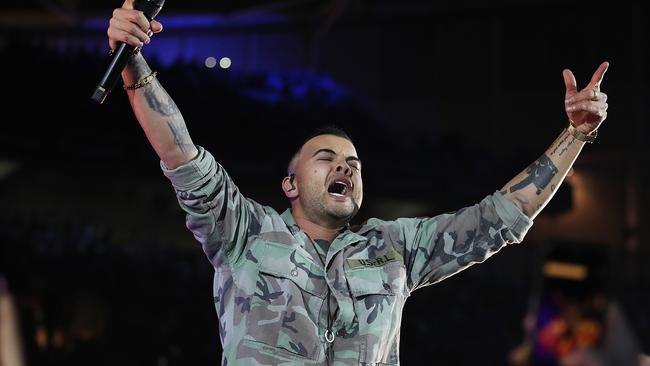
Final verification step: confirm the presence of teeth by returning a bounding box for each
[329,179,351,197]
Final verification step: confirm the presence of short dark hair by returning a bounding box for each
[302,126,353,144]
[287,126,354,175]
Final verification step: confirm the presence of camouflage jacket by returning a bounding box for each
[162,147,533,365]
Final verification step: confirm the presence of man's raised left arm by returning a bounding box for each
[502,61,609,219]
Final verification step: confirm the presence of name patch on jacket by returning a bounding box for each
[346,249,403,269]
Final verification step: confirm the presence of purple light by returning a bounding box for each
[80,13,289,31]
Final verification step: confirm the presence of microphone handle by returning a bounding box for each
[91,43,137,104]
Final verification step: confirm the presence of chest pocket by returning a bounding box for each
[243,241,327,362]
[345,263,409,365]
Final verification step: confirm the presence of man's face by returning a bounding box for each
[292,134,363,227]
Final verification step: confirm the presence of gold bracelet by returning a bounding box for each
[568,119,597,144]
[123,71,157,91]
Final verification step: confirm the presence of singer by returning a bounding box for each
[105,1,609,364]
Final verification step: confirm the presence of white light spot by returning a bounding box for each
[219,57,232,69]
[204,56,217,68]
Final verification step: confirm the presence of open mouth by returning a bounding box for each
[327,178,352,197]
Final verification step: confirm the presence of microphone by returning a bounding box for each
[91,0,165,104]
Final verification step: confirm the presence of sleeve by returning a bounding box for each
[399,191,533,291]
[161,146,263,263]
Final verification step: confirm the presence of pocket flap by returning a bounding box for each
[345,264,408,297]
[258,242,327,297]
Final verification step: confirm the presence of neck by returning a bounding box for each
[291,206,345,243]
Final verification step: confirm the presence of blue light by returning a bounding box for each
[80,13,289,31]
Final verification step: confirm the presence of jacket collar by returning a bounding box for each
[280,208,369,266]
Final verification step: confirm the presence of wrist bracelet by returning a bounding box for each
[124,71,157,91]
[568,119,597,144]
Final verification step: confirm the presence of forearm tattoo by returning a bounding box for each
[127,54,151,78]
[143,86,180,116]
[165,119,194,154]
[549,130,576,158]
[509,155,559,195]
[128,53,179,115]
[128,55,192,153]
[143,87,193,152]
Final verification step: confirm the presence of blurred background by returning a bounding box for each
[1,0,649,365]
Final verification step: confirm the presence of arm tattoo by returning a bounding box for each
[557,138,575,157]
[128,54,180,116]
[165,119,193,153]
[127,54,151,79]
[509,155,559,195]
[143,85,181,116]
[549,130,576,157]
[126,54,194,156]
[550,132,570,156]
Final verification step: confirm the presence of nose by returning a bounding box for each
[335,163,352,176]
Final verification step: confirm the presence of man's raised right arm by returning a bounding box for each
[108,1,198,168]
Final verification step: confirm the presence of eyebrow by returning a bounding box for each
[312,148,362,166]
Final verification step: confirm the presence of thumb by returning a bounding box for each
[122,0,134,10]
[150,19,163,33]
[563,68,578,96]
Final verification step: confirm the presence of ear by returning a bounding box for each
[282,175,298,199]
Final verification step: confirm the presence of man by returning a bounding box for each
[107,1,609,364]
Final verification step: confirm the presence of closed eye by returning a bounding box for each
[347,158,361,171]
[347,162,359,170]
[312,149,361,170]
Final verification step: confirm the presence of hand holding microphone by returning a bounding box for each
[91,0,165,104]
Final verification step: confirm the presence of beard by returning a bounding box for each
[301,189,361,227]
[322,198,360,223]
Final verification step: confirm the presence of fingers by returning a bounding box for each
[588,61,609,90]
[115,7,151,33]
[108,6,164,50]
[563,69,578,95]
[566,89,607,104]
[122,0,135,10]
[108,16,150,49]
[564,62,610,127]
[566,100,608,116]
[151,19,163,34]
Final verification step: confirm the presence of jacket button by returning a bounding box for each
[290,267,298,277]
